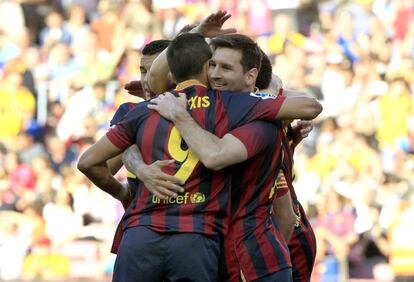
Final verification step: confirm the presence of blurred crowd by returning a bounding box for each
[0,0,413,281]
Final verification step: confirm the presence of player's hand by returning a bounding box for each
[136,160,185,200]
[148,92,188,121]
[296,120,313,138]
[191,10,237,38]
[124,80,144,97]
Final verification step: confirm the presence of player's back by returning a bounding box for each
[107,84,287,236]
[222,123,292,281]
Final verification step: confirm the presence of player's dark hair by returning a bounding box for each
[210,34,262,73]
[167,33,212,82]
[142,39,170,56]
[255,49,272,89]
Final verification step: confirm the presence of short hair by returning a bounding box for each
[167,33,212,82]
[255,49,272,89]
[142,39,170,56]
[210,34,262,73]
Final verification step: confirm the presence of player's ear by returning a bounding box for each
[246,68,259,88]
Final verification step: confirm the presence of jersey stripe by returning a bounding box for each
[106,84,288,237]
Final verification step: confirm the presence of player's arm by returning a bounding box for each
[147,11,236,94]
[77,135,130,206]
[249,74,322,121]
[274,92,322,121]
[148,93,268,170]
[106,103,135,176]
[273,190,296,242]
[107,154,124,175]
[260,74,314,146]
[146,43,170,94]
[122,145,184,199]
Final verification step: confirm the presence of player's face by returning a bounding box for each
[140,53,159,99]
[208,47,251,92]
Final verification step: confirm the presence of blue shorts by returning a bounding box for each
[113,226,220,282]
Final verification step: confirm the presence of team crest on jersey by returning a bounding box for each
[249,92,276,100]
[190,192,205,203]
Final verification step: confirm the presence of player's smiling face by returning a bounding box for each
[208,47,250,92]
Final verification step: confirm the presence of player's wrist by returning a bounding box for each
[171,108,192,124]
[189,26,202,35]
[135,163,148,180]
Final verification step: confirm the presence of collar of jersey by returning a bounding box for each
[175,80,206,91]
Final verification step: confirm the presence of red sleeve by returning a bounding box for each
[229,121,277,158]
[244,94,286,122]
[106,102,149,149]
[106,126,133,150]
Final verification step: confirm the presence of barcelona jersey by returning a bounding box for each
[106,83,286,236]
[281,125,317,282]
[222,122,292,281]
[109,102,139,254]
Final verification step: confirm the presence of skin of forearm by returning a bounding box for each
[273,191,296,242]
[290,125,303,149]
[173,111,222,167]
[283,89,313,97]
[82,162,124,199]
[107,154,124,175]
[122,145,146,176]
[147,48,170,94]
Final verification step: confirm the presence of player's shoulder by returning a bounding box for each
[110,101,149,126]
[119,101,140,111]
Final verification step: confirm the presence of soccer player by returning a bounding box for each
[257,51,318,282]
[144,33,318,281]
[108,39,171,177]
[77,26,321,281]
[277,125,317,282]
[254,50,317,281]
[107,39,175,254]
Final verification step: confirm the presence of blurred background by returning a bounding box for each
[0,0,413,281]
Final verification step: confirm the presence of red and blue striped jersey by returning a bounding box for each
[110,102,139,127]
[221,122,291,281]
[106,83,286,236]
[110,101,141,193]
[280,125,317,282]
[109,102,139,254]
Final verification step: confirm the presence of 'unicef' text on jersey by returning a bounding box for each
[152,192,206,205]
[249,92,276,100]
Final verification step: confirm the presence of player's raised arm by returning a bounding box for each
[147,11,236,94]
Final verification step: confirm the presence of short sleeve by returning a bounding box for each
[220,90,286,129]
[110,102,138,126]
[106,102,149,149]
